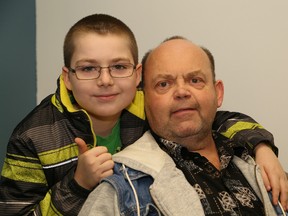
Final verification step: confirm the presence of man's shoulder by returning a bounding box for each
[113,131,170,175]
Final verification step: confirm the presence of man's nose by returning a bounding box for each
[174,83,191,99]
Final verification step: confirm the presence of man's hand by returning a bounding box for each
[254,143,288,210]
[74,137,114,190]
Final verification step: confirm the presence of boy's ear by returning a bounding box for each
[62,66,72,90]
[135,64,142,86]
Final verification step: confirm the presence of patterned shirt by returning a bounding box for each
[152,131,265,216]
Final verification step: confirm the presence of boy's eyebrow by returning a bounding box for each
[75,59,98,65]
[75,57,133,65]
[110,57,133,63]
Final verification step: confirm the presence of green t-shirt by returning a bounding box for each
[96,120,121,154]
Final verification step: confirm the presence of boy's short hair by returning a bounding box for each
[63,14,138,67]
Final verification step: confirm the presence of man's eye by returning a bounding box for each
[191,78,200,83]
[157,81,169,88]
[190,77,205,89]
[154,81,172,93]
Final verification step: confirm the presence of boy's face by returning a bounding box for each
[62,32,141,122]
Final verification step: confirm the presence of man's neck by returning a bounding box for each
[193,141,221,170]
[173,134,221,170]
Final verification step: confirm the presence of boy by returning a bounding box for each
[0,14,285,216]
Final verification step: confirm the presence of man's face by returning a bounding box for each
[144,39,223,145]
[62,32,141,122]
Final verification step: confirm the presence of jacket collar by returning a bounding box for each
[113,131,206,215]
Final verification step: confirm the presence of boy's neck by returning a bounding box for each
[91,115,120,137]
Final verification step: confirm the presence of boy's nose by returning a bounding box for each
[96,68,114,86]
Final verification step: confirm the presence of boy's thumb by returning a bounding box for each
[75,137,88,155]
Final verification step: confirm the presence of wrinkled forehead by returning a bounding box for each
[147,40,211,74]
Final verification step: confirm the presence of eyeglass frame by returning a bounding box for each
[67,63,136,80]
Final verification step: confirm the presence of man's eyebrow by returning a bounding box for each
[186,69,202,75]
[152,69,203,80]
[160,69,202,77]
[184,69,207,77]
[153,73,175,80]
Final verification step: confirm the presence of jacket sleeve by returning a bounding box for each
[79,182,120,216]
[33,169,90,215]
[0,139,90,216]
[213,110,278,156]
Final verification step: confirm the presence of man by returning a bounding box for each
[2,14,278,216]
[79,36,287,215]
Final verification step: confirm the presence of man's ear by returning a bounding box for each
[215,80,224,108]
[62,66,72,90]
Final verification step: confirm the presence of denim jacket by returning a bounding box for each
[79,131,282,216]
[106,162,287,216]
[102,163,161,216]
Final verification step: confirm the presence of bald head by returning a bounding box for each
[141,37,215,88]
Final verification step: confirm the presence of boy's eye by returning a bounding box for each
[111,64,126,70]
[79,66,98,72]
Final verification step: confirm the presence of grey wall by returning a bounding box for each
[1,0,286,173]
[0,0,36,168]
[36,1,288,170]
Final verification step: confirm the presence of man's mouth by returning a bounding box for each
[172,108,196,116]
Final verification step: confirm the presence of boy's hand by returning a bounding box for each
[254,143,288,210]
[74,137,114,190]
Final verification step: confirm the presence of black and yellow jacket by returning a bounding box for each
[0,76,276,216]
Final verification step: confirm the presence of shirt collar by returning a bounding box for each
[151,130,249,165]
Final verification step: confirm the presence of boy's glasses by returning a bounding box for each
[68,63,136,80]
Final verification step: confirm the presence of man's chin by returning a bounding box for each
[171,126,200,138]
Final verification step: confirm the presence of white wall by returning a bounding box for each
[36,0,288,170]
